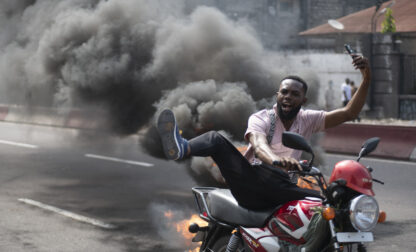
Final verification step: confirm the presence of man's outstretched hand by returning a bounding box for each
[352,54,370,77]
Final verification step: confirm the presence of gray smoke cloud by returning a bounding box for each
[139,80,256,159]
[155,80,256,138]
[0,1,280,135]
[0,0,323,184]
[0,0,186,133]
[144,6,277,100]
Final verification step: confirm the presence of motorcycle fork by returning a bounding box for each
[328,218,341,251]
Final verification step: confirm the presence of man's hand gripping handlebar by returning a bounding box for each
[272,157,303,172]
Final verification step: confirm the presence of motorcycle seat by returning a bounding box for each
[206,189,275,227]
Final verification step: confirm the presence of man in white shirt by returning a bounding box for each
[157,55,370,209]
[341,78,351,106]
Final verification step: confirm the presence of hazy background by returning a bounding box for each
[0,0,359,184]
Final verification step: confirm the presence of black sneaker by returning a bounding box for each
[157,109,188,160]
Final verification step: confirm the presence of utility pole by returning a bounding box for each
[369,0,383,111]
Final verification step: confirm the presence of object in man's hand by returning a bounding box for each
[344,44,356,58]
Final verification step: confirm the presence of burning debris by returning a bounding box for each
[150,203,206,251]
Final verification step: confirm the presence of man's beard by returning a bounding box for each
[277,103,302,121]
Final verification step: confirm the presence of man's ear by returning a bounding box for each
[302,97,308,105]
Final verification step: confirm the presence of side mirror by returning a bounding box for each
[357,137,380,162]
[282,132,313,153]
[282,132,315,166]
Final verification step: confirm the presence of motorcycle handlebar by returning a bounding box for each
[373,178,385,185]
[272,160,283,166]
[300,161,311,172]
[273,160,311,172]
[289,166,321,176]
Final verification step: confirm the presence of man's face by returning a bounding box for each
[276,79,307,120]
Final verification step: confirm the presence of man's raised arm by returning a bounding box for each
[325,55,371,129]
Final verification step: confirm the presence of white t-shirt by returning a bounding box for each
[341,83,351,102]
[243,105,326,163]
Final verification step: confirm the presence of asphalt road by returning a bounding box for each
[0,121,197,251]
[0,121,415,251]
[321,154,416,252]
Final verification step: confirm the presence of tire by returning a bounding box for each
[209,235,231,252]
[357,244,367,252]
[322,243,365,252]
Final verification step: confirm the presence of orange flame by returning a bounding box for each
[164,210,174,219]
[174,214,206,241]
[163,212,207,251]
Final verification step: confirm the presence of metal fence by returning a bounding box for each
[399,55,416,120]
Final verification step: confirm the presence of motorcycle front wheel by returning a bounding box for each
[321,243,367,252]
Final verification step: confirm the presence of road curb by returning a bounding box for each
[321,123,416,161]
[1,105,415,161]
[410,147,416,161]
[0,104,108,130]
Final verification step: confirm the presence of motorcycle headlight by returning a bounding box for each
[349,195,379,231]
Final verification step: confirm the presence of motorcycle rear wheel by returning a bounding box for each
[209,235,231,252]
[208,235,245,252]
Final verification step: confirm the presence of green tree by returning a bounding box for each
[381,8,396,33]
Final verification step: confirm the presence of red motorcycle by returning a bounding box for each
[189,132,384,252]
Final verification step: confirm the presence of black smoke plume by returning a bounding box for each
[0,0,322,184]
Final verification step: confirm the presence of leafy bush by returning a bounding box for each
[381,8,396,33]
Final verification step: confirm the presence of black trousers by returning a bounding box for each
[188,131,321,210]
[343,100,349,106]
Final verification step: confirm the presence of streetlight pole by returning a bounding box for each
[371,1,383,33]
[369,0,383,112]
[369,0,395,113]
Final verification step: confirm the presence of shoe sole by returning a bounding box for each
[157,109,180,160]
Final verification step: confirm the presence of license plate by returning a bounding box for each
[336,232,373,243]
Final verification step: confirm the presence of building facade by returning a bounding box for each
[185,0,383,50]
[299,0,416,119]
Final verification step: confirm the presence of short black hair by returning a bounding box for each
[280,75,308,94]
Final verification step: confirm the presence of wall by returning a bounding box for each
[268,51,363,109]
[371,34,401,118]
[186,0,378,50]
[322,123,416,161]
[370,33,416,119]
[396,34,416,55]
[398,33,416,119]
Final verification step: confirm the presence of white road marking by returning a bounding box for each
[18,198,117,229]
[85,153,154,167]
[0,139,38,149]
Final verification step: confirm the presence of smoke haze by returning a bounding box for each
[0,0,323,183]
[0,0,287,135]
[149,202,199,250]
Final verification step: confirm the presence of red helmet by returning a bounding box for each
[329,160,374,196]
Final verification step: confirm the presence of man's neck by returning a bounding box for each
[281,118,295,131]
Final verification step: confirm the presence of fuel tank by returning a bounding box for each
[267,198,322,245]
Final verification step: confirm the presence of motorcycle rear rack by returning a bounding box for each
[192,187,233,228]
[192,187,216,221]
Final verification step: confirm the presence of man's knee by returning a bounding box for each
[206,131,225,144]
